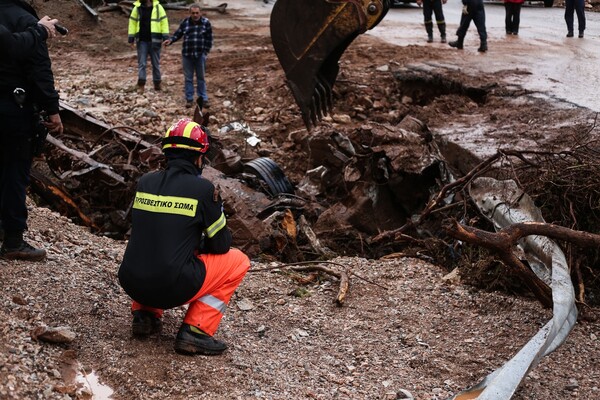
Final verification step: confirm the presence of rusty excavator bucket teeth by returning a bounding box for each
[270,0,390,130]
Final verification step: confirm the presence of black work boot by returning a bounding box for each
[136,79,145,94]
[174,324,228,355]
[0,242,46,261]
[448,39,463,49]
[132,310,162,337]
[439,23,447,43]
[153,81,162,91]
[478,41,488,52]
[0,231,46,261]
[425,22,434,43]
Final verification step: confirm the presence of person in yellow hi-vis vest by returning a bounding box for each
[128,0,169,93]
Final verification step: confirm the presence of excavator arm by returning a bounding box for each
[270,0,390,130]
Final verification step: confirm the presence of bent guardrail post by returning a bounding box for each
[451,177,577,399]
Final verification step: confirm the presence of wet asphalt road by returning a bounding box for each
[368,1,600,111]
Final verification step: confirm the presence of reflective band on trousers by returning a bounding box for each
[198,294,226,313]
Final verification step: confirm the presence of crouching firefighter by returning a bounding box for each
[118,118,250,355]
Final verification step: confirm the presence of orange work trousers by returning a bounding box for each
[132,248,250,336]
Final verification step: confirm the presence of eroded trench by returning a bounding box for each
[30,73,505,260]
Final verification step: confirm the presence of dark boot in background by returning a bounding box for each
[425,21,434,43]
[438,22,447,43]
[449,36,464,49]
[0,230,46,262]
[154,81,162,91]
[478,40,488,52]
[136,79,145,94]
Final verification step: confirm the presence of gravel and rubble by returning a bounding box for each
[1,0,600,398]
[1,205,600,399]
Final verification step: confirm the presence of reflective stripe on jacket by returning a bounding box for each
[128,0,169,44]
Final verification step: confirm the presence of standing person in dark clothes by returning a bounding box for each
[0,0,63,261]
[128,0,169,93]
[163,4,213,109]
[564,0,585,38]
[119,118,250,356]
[504,0,524,35]
[417,0,447,43]
[449,0,488,52]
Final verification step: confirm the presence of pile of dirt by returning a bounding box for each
[1,0,600,399]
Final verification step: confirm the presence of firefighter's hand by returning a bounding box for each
[38,16,59,38]
[43,113,63,135]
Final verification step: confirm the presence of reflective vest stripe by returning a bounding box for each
[183,122,196,138]
[205,212,226,238]
[198,295,226,313]
[133,192,198,217]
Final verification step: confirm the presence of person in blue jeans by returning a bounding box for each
[164,4,213,109]
[128,0,169,93]
[564,0,585,38]
[448,0,487,52]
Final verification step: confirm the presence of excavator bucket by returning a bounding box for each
[270,0,390,130]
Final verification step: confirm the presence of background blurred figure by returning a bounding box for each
[449,0,488,52]
[564,0,585,38]
[128,0,169,93]
[504,0,524,35]
[417,0,447,43]
[164,4,213,109]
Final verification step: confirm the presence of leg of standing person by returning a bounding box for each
[504,3,512,34]
[473,6,487,52]
[182,55,195,106]
[512,3,521,35]
[574,0,585,37]
[149,42,162,90]
[564,0,575,37]
[136,40,149,93]
[432,0,447,43]
[0,95,45,261]
[449,12,472,49]
[196,53,209,106]
[423,0,434,42]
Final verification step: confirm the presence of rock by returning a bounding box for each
[397,388,415,399]
[31,325,76,344]
[376,64,389,72]
[332,114,352,124]
[236,298,254,311]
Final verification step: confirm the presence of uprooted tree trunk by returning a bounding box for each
[444,220,600,308]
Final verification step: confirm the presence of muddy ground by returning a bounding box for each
[1,0,600,399]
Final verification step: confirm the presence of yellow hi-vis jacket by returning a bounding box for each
[128,0,169,44]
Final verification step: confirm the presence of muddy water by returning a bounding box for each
[370,3,600,111]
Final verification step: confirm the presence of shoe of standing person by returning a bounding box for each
[0,240,46,261]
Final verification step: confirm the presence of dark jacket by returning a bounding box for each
[0,0,59,115]
[118,158,232,309]
[0,23,47,59]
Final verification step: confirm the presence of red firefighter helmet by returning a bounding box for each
[162,118,209,153]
